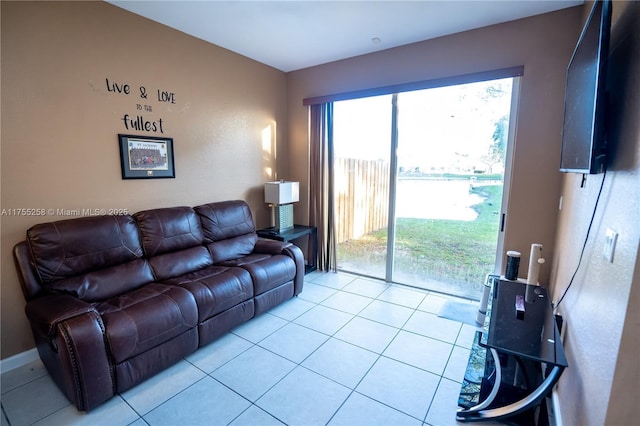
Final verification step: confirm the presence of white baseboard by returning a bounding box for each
[0,348,39,374]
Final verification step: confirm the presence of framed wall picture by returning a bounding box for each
[118,134,175,179]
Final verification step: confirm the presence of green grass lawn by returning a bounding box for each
[337,184,503,291]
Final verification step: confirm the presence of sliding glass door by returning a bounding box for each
[333,78,516,300]
[333,94,393,279]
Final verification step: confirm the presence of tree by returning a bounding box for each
[488,115,508,168]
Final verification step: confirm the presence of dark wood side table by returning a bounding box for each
[257,225,318,274]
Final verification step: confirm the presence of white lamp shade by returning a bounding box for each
[265,181,299,205]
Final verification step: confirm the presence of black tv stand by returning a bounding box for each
[457,277,568,424]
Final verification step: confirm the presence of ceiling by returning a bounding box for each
[108,1,583,72]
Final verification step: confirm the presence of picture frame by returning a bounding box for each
[118,134,175,179]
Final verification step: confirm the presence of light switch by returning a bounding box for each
[603,228,618,263]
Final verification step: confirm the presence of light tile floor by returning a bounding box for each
[1,271,487,426]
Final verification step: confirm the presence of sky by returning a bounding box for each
[333,77,513,172]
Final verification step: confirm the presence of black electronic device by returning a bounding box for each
[560,0,612,174]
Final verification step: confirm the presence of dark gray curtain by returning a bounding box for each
[309,103,337,271]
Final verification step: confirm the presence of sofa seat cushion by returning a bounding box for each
[95,283,198,363]
[160,266,253,321]
[219,254,296,296]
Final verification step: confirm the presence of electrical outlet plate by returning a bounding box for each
[603,228,618,263]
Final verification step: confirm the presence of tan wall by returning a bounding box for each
[3,3,637,422]
[0,1,288,358]
[550,1,640,424]
[286,5,632,422]
[287,7,582,285]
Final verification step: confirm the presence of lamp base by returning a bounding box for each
[274,204,294,231]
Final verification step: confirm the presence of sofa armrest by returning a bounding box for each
[25,294,98,337]
[254,238,292,255]
[281,244,305,296]
[13,241,45,300]
[26,294,115,411]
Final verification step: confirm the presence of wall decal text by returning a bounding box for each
[104,77,178,134]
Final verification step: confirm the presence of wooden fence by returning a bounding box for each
[334,157,390,244]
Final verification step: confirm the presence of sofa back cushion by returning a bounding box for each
[146,246,212,281]
[195,200,255,242]
[207,234,258,263]
[26,215,154,301]
[134,206,204,256]
[194,201,257,262]
[45,259,154,302]
[134,206,212,280]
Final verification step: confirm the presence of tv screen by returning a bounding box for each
[560,0,611,174]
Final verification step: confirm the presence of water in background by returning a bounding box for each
[395,179,484,221]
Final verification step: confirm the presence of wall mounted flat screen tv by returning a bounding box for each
[560,0,611,174]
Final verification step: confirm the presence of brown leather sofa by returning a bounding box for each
[13,200,304,411]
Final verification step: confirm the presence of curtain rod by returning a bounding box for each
[302,66,524,106]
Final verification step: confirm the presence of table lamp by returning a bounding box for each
[264,181,299,231]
